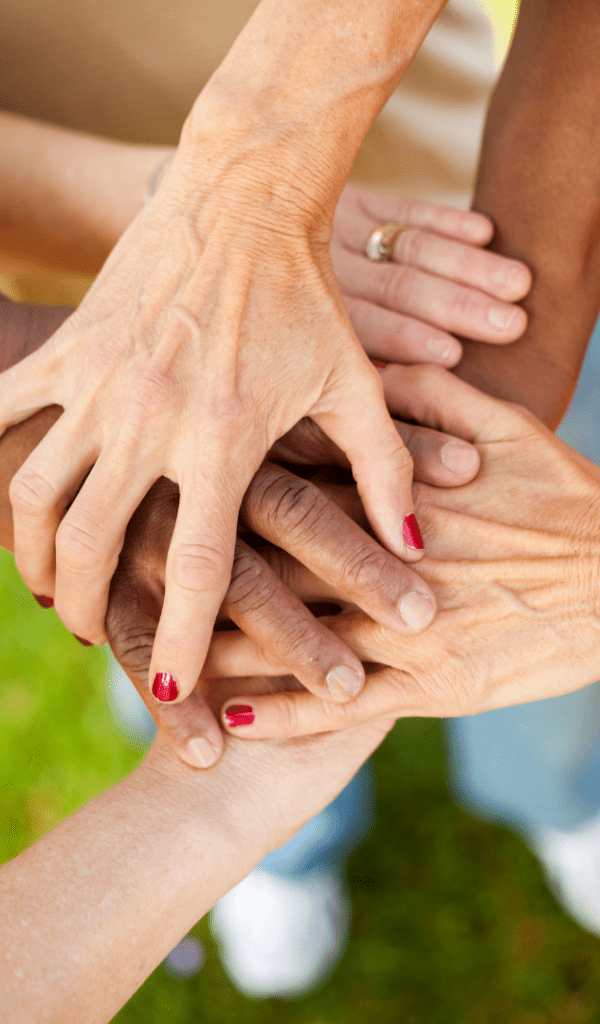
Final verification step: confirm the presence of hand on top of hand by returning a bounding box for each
[105,365,482,767]
[215,366,600,739]
[0,145,530,718]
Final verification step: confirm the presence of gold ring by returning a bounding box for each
[365,222,405,262]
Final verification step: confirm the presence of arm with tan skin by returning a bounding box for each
[457,0,600,427]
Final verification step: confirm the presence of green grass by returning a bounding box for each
[2,545,600,1024]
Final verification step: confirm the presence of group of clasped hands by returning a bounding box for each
[3,0,600,1016]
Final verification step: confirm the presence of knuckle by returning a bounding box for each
[248,466,335,541]
[127,369,181,425]
[170,539,229,594]
[9,467,59,518]
[56,513,110,569]
[276,616,328,671]
[226,545,279,616]
[395,228,425,267]
[378,265,411,310]
[339,545,390,596]
[277,692,301,735]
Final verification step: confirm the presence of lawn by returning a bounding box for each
[3,547,600,1023]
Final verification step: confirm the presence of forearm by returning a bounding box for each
[0,111,170,271]
[0,297,70,548]
[183,0,444,218]
[0,743,264,1024]
[457,0,600,427]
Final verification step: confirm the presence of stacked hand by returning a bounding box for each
[213,368,600,737]
[0,140,529,718]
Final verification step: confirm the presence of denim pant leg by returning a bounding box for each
[259,761,376,880]
[447,317,600,833]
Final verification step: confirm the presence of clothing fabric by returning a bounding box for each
[0,0,495,303]
[2,0,500,875]
[447,316,600,835]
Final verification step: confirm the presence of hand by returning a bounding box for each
[331,186,532,367]
[0,131,433,711]
[213,366,600,736]
[105,389,481,765]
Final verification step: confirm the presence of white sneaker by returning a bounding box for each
[531,813,600,936]
[209,866,350,1000]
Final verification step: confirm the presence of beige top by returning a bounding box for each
[0,0,496,302]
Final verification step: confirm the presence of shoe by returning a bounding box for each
[163,934,205,979]
[209,866,350,999]
[531,814,600,936]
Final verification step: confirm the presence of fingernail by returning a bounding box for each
[488,306,517,331]
[403,513,424,550]
[74,635,93,647]
[493,265,528,292]
[34,595,53,609]
[370,359,387,369]
[186,737,219,769]
[225,704,255,728]
[426,337,458,363]
[399,592,435,630]
[440,441,479,475]
[152,672,178,702]
[326,665,363,699]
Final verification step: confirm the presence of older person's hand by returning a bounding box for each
[215,367,600,736]
[0,0,534,715]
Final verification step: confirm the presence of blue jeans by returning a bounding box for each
[447,317,600,834]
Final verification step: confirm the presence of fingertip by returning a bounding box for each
[440,440,480,479]
[398,590,436,632]
[325,663,364,703]
[493,261,533,302]
[462,211,495,245]
[426,336,462,367]
[184,735,221,769]
[223,703,256,730]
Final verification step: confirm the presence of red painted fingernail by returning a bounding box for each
[403,513,424,550]
[370,360,387,369]
[225,704,255,728]
[74,635,93,647]
[34,595,53,609]
[152,672,178,702]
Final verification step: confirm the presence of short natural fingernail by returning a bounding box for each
[225,704,255,728]
[186,737,219,769]
[74,635,93,647]
[426,337,459,363]
[403,513,424,550]
[34,595,54,609]
[488,306,517,331]
[493,265,529,292]
[440,441,479,475]
[152,672,178,702]
[399,592,435,630]
[326,665,363,700]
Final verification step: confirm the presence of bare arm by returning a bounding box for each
[0,111,170,271]
[457,0,600,427]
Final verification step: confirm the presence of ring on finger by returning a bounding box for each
[365,222,406,262]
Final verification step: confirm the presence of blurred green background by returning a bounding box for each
[3,547,600,1023]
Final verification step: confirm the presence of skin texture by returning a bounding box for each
[0,696,393,1024]
[216,368,600,736]
[0,295,483,764]
[0,0,453,711]
[457,0,600,428]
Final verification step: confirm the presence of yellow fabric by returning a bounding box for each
[0,0,506,306]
